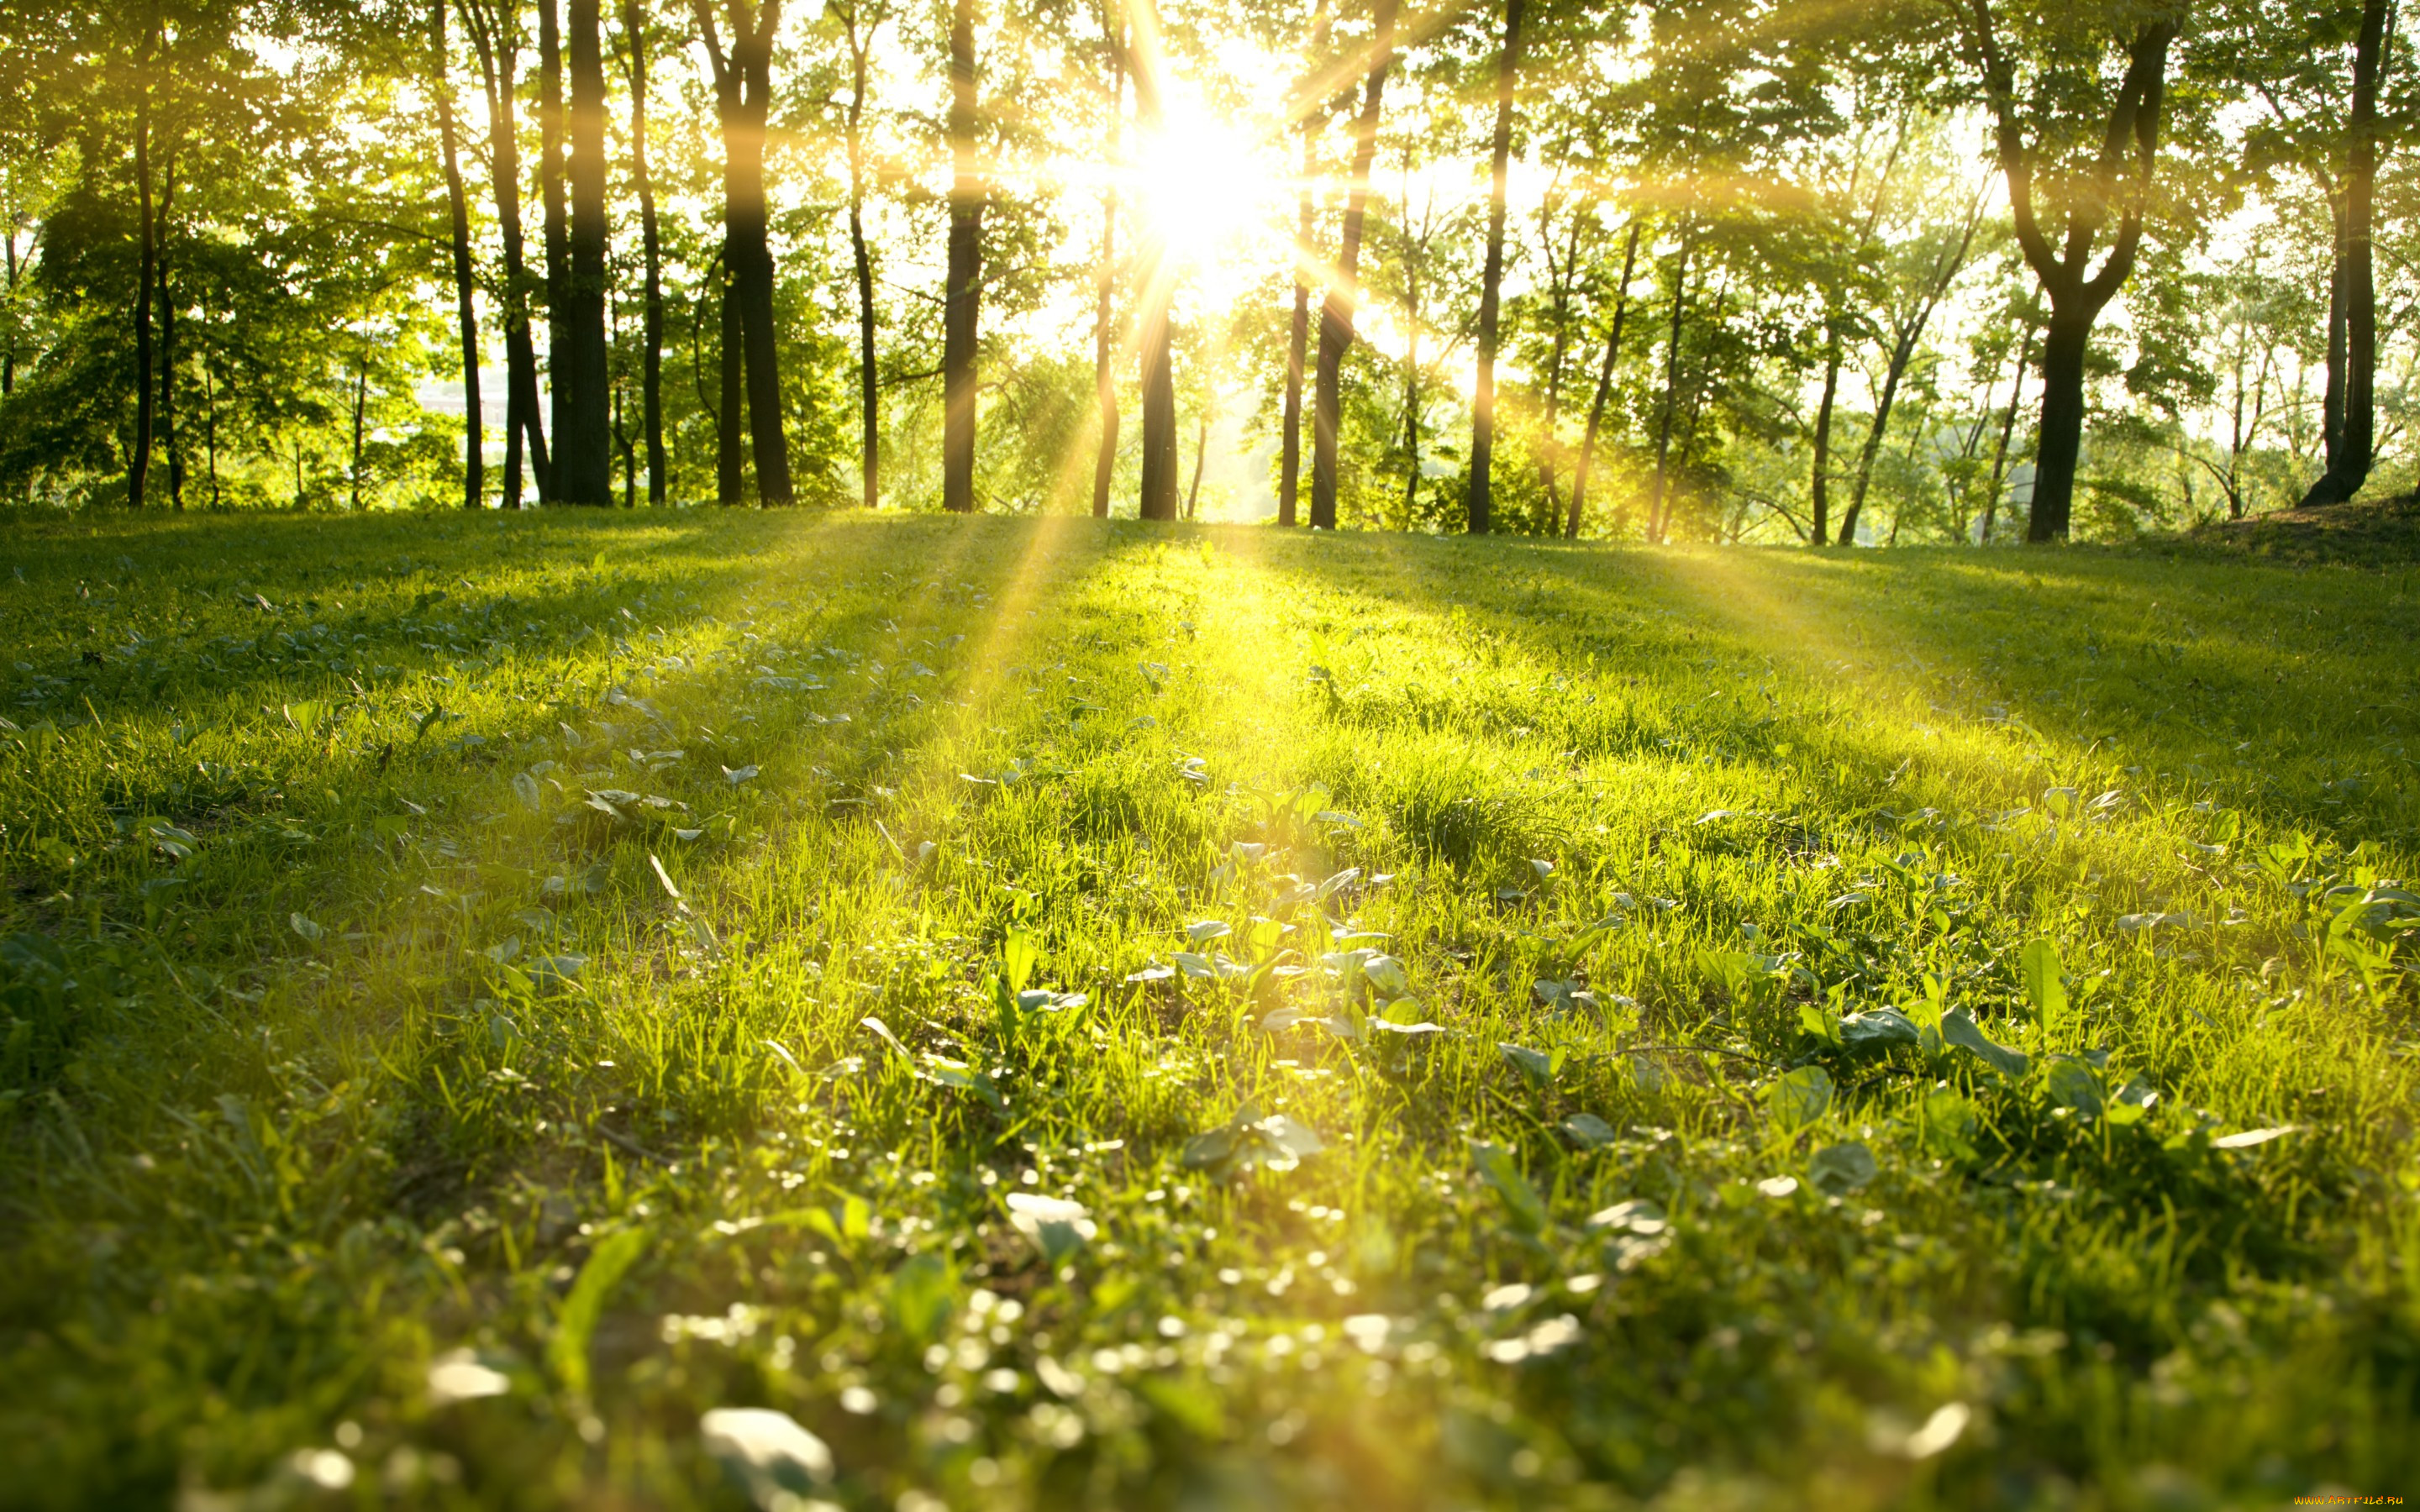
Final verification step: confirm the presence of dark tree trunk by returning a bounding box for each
[2302,0,2388,507]
[2028,312,2090,541]
[2319,195,2349,473]
[156,155,181,509]
[1809,333,1840,544]
[697,0,794,506]
[1280,2,1331,528]
[130,37,155,509]
[1311,0,1399,530]
[350,356,368,510]
[538,0,568,498]
[436,0,484,509]
[1973,9,2174,540]
[942,0,981,512]
[718,251,744,502]
[3,219,18,396]
[1465,0,1524,536]
[1092,8,1123,519]
[1134,0,1178,522]
[842,3,880,508]
[1184,408,1207,520]
[1568,220,1639,538]
[465,0,544,507]
[626,0,665,505]
[1538,209,1582,517]
[1837,187,1981,545]
[558,0,612,504]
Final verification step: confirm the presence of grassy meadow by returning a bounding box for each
[1,510,2416,1509]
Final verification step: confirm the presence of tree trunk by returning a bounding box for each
[1402,202,1422,525]
[537,0,568,498]
[1538,208,1582,517]
[1092,10,1123,519]
[1808,333,1840,544]
[2028,312,2090,541]
[156,155,182,509]
[2302,0,2387,507]
[718,250,744,502]
[2318,194,2349,475]
[627,0,666,505]
[1980,325,2032,542]
[1310,0,1399,530]
[130,38,155,510]
[1134,0,1179,522]
[1644,236,1689,542]
[350,356,368,510]
[1465,0,1524,536]
[465,0,544,507]
[1568,219,1639,538]
[436,0,484,510]
[1184,407,1207,520]
[942,0,981,513]
[3,218,18,396]
[693,1,794,507]
[557,0,612,504]
[844,4,880,508]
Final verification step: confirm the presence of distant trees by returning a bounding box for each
[0,0,2408,538]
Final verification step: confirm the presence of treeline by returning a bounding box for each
[0,0,2409,543]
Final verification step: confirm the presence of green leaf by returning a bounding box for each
[1001,928,1040,995]
[1763,1065,1833,1134]
[1839,1007,1918,1053]
[1939,1005,2028,1079]
[2044,1057,2103,1116]
[2018,939,2067,1033]
[550,1226,648,1398]
[1807,1142,1878,1194]
[886,1252,957,1344]
[1498,1042,1555,1084]
[1470,1140,1549,1232]
[2107,1076,2160,1126]
[1560,1113,1618,1148]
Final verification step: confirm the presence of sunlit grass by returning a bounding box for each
[1,512,2414,1507]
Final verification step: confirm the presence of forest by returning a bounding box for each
[0,0,2411,542]
[4,2,2420,1510]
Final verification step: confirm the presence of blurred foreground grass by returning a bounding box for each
[1,510,2415,1509]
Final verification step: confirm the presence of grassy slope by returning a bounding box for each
[0,511,2414,1511]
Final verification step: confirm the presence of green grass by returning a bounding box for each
[1,510,2416,1510]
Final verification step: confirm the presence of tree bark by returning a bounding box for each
[1538,206,1582,517]
[942,0,982,512]
[1278,4,1328,528]
[1184,407,1207,520]
[130,26,156,510]
[556,0,612,503]
[350,354,368,510]
[626,0,666,505]
[1970,4,2174,541]
[1568,219,1639,538]
[1134,0,1179,522]
[1092,5,1123,519]
[842,1,880,508]
[464,0,545,507]
[1980,323,2032,543]
[1310,0,1399,530]
[1644,234,1689,542]
[538,0,569,498]
[156,153,182,509]
[1465,0,1524,536]
[1809,334,1840,544]
[697,0,794,506]
[436,0,484,509]
[2301,0,2388,507]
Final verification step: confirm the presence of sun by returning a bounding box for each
[1130,98,1281,267]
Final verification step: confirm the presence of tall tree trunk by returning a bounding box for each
[1278,1,1330,528]
[1978,327,2029,543]
[538,0,569,499]
[697,1,794,506]
[1971,9,2175,540]
[1465,0,1524,536]
[626,0,666,505]
[350,355,368,510]
[1402,194,1422,525]
[3,218,18,396]
[718,251,744,502]
[437,0,484,510]
[1837,184,1983,544]
[1809,333,1840,544]
[1644,235,1689,543]
[843,3,880,508]
[1310,0,1399,530]
[1568,219,1639,538]
[558,0,612,504]
[1092,7,1123,519]
[942,0,982,512]
[1184,407,1207,520]
[2318,194,2349,475]
[130,32,155,510]
[1134,0,1179,522]
[465,0,544,507]
[1538,207,1582,517]
[2302,0,2388,507]
[156,154,181,509]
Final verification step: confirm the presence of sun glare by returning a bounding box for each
[1131,102,1281,265]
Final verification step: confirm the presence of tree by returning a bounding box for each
[1132,0,1179,522]
[1957,0,2180,541]
[2303,0,2392,505]
[1568,218,1640,537]
[463,0,549,507]
[941,0,981,512]
[555,0,613,503]
[434,0,483,509]
[834,0,885,509]
[696,0,796,505]
[623,0,666,506]
[1311,0,1399,531]
[1465,0,1523,535]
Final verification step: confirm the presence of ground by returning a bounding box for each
[0,510,2415,1511]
